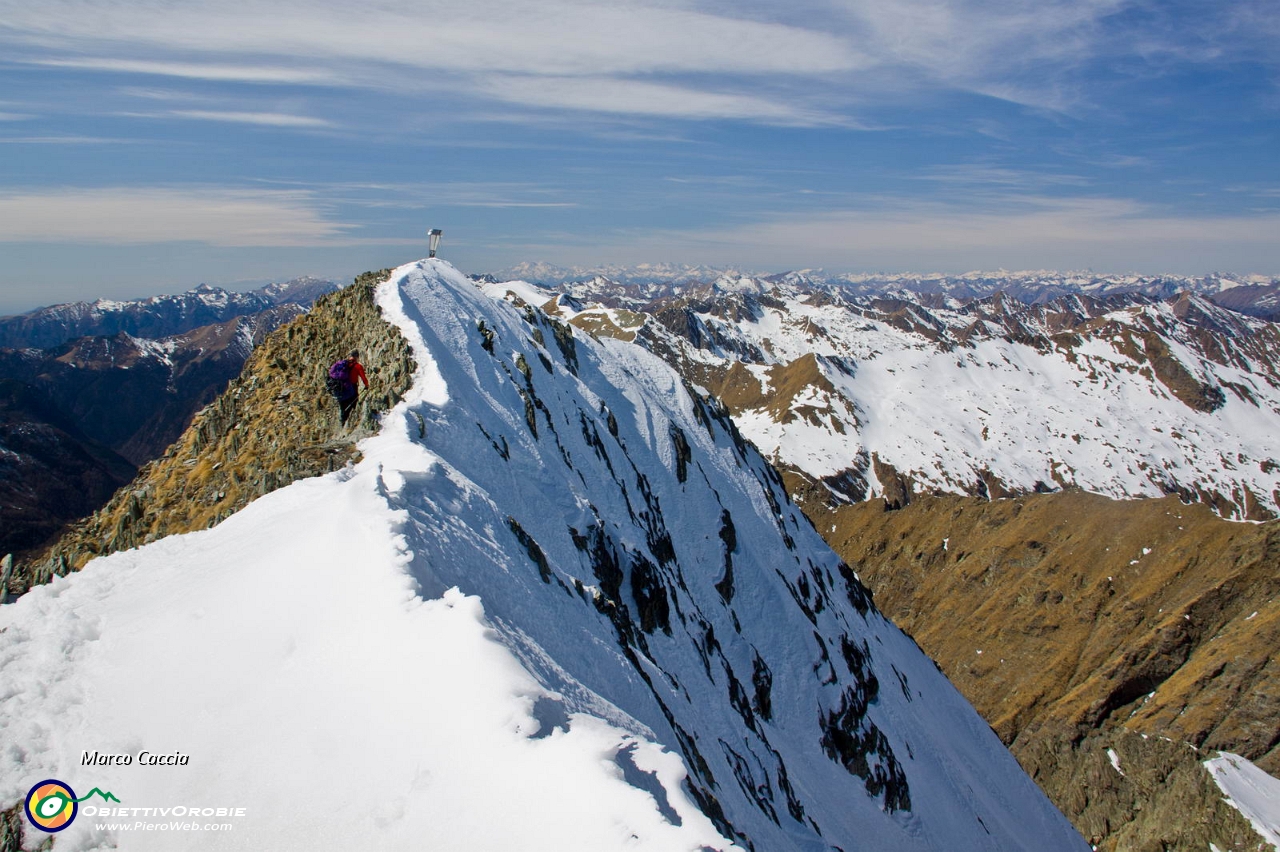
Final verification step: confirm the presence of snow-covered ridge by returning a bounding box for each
[0,259,1085,851]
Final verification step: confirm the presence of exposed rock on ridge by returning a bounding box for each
[11,270,414,595]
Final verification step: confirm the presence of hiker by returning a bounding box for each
[327,349,369,425]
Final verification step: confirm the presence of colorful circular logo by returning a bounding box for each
[25,780,78,832]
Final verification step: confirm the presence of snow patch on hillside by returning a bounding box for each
[1206,753,1280,848]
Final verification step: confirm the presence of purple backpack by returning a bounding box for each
[326,359,355,399]
[329,359,352,383]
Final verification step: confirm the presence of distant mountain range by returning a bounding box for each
[0,277,335,350]
[486,263,1280,320]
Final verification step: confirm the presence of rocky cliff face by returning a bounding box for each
[10,270,414,595]
[811,490,1278,851]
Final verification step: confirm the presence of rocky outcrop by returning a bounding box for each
[803,489,1280,850]
[10,270,414,595]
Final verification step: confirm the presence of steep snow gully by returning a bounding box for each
[0,260,1086,851]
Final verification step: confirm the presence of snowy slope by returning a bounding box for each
[0,260,1085,851]
[534,277,1280,519]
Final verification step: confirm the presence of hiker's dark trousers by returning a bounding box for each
[338,393,359,425]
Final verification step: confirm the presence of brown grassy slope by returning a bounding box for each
[10,269,414,595]
[801,487,1278,850]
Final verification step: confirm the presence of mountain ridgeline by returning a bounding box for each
[4,261,1088,851]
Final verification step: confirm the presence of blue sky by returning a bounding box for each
[1,0,1278,313]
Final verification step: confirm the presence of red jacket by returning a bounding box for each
[347,359,369,390]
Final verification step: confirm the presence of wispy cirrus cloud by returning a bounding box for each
[0,187,352,246]
[4,0,1275,125]
[478,76,844,125]
[0,135,138,144]
[6,0,1273,125]
[913,165,1093,190]
[27,57,345,85]
[167,110,334,128]
[0,0,862,124]
[266,180,583,210]
[1,0,862,77]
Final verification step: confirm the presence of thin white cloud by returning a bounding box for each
[28,57,344,85]
[480,76,839,124]
[914,165,1092,189]
[170,110,333,128]
[0,136,134,144]
[1,1,1271,124]
[283,180,583,210]
[827,0,1128,110]
[0,187,352,246]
